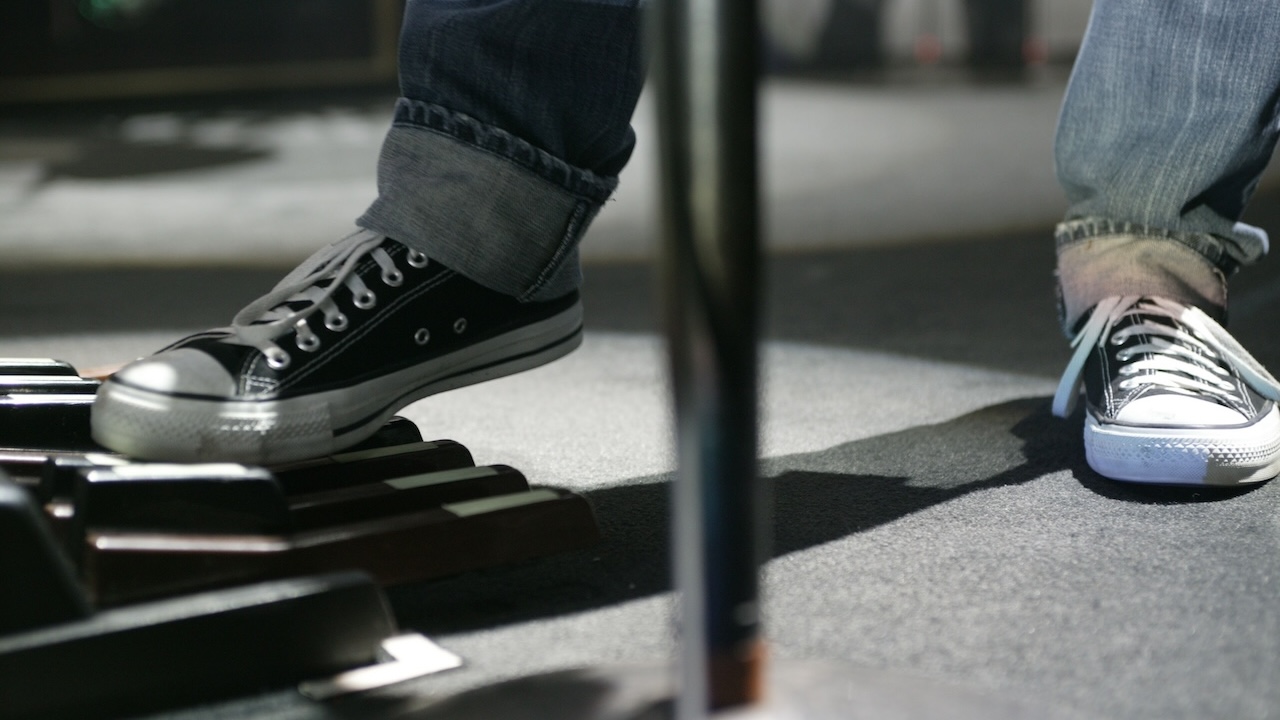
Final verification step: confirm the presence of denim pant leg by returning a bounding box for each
[1053,0,1280,332]
[358,0,645,302]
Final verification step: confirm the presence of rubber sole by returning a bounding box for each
[1083,404,1280,485]
[91,303,582,464]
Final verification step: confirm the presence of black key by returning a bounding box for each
[344,416,424,452]
[0,572,394,720]
[288,464,531,529]
[0,376,99,394]
[0,469,92,636]
[0,393,99,452]
[0,358,79,377]
[271,439,475,494]
[76,464,292,536]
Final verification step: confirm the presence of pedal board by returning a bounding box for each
[1,472,403,719]
[0,357,602,717]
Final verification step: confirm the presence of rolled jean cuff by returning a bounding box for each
[357,98,619,302]
[1055,220,1229,335]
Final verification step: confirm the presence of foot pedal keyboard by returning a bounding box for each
[73,459,597,606]
[0,357,600,717]
[0,356,601,604]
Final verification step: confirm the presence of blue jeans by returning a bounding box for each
[1054,0,1280,332]
[358,0,645,302]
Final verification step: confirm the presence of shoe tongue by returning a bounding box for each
[1114,306,1182,348]
[1113,307,1188,372]
[1125,302,1174,327]
[1113,308,1244,407]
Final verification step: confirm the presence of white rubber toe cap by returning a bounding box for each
[1114,394,1250,426]
[111,348,238,397]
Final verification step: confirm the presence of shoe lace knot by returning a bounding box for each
[1052,295,1280,418]
[229,229,426,370]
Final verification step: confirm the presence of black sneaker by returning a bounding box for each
[91,230,583,463]
[1053,295,1280,485]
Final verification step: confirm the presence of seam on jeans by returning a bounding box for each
[1054,232,1231,334]
[392,98,618,204]
[520,201,593,303]
[1054,269,1069,334]
[1054,218,1239,275]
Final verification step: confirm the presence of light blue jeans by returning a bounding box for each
[357,0,645,303]
[1055,0,1280,332]
[358,0,1280,327]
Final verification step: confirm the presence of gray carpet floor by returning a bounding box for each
[5,214,1280,719]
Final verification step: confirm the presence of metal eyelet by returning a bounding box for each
[1118,379,1133,390]
[265,348,291,370]
[1119,365,1135,375]
[294,320,321,352]
[382,268,404,287]
[453,318,467,334]
[414,328,430,346]
[325,313,349,332]
[407,251,429,268]
[1110,332,1127,345]
[354,291,377,310]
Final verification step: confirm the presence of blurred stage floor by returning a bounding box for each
[0,74,1094,266]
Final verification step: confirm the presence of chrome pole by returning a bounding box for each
[651,0,765,716]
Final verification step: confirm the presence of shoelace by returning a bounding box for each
[229,229,428,370]
[1052,295,1280,418]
